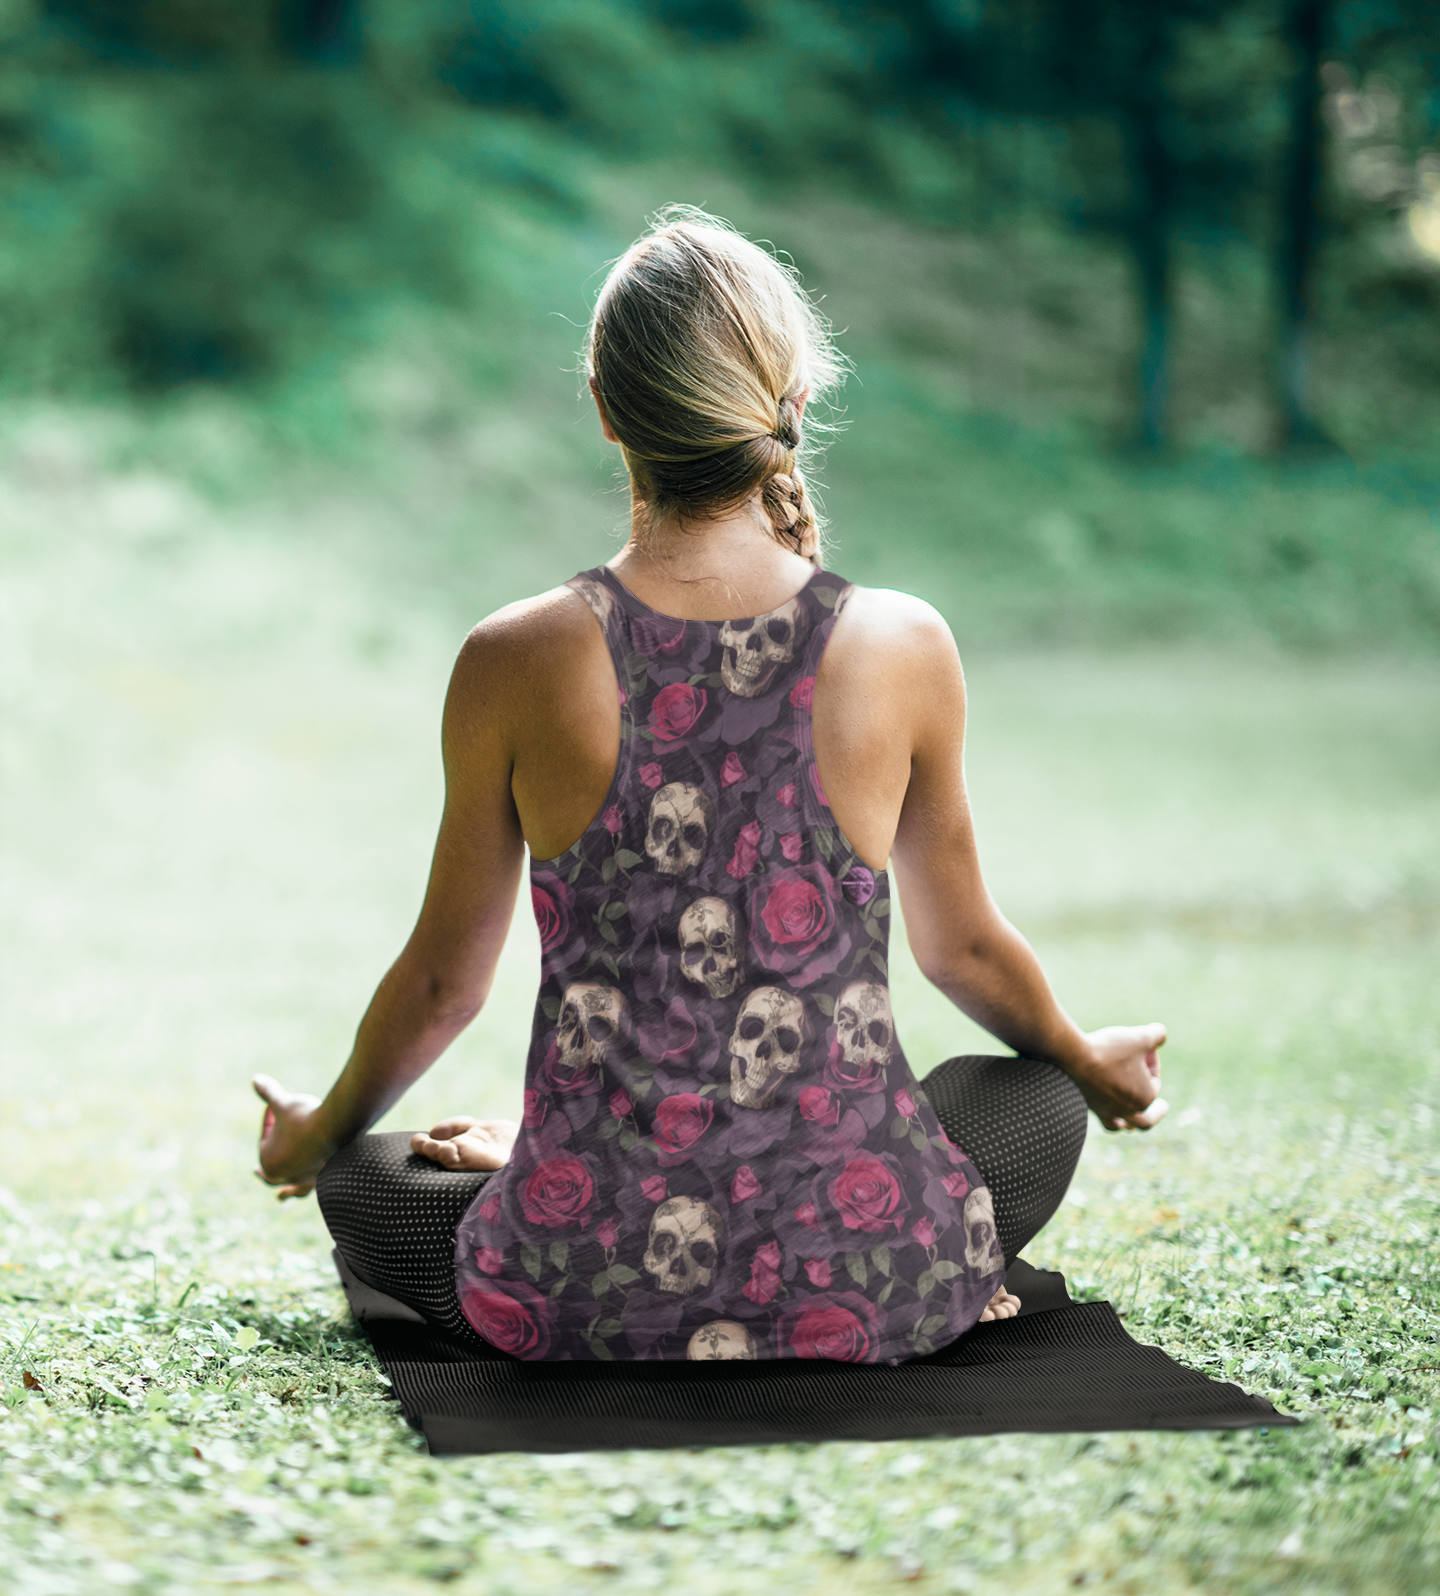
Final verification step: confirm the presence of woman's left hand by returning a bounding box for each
[253,1074,336,1200]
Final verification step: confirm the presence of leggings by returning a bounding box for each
[317,1054,1087,1347]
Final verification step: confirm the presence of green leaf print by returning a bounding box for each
[596,1117,620,1141]
[617,1127,638,1152]
[868,949,889,979]
[615,849,643,869]
[591,1339,615,1361]
[890,1118,909,1139]
[870,1245,892,1277]
[931,1260,964,1281]
[910,1128,930,1153]
[598,918,619,945]
[605,900,628,920]
[549,1279,567,1299]
[567,859,583,885]
[600,951,620,979]
[916,1268,935,1298]
[601,855,618,883]
[872,898,891,917]
[548,1241,569,1274]
[593,1319,623,1338]
[814,829,834,860]
[541,996,560,1021]
[844,1251,867,1288]
[877,1279,896,1306]
[520,1244,542,1282]
[591,1270,611,1299]
[920,1313,949,1338]
[608,1263,640,1286]
[813,992,836,1019]
[814,586,838,609]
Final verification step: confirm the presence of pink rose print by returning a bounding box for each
[830,1155,907,1234]
[596,1218,620,1250]
[780,1294,878,1362]
[795,1200,822,1230]
[824,1036,884,1095]
[460,1277,554,1359]
[639,762,664,790]
[618,686,627,705]
[652,1093,714,1157]
[779,832,803,862]
[726,819,763,880]
[731,1165,762,1202]
[804,1257,833,1288]
[752,865,837,968]
[790,675,816,710]
[520,1156,594,1230]
[530,872,574,954]
[522,1089,548,1128]
[742,1240,783,1306]
[640,1175,668,1203]
[720,752,747,787]
[776,782,798,808]
[478,1193,501,1222]
[631,615,687,656]
[894,1087,917,1119]
[912,1217,937,1247]
[475,1246,504,1275]
[609,1087,633,1120]
[649,682,707,742]
[602,805,623,835]
[798,1086,840,1127]
[941,1172,970,1200]
[809,761,830,807]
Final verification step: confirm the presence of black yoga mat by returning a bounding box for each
[335,1252,1295,1455]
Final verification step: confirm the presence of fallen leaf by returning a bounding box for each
[23,1370,44,1391]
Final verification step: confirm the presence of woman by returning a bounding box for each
[255,209,1167,1364]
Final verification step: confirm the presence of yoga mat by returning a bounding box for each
[334,1252,1296,1455]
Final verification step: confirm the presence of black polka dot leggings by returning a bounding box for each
[316,1054,1088,1345]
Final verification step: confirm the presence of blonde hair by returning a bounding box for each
[586,207,844,561]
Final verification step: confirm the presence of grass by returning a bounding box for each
[1,419,1439,1594]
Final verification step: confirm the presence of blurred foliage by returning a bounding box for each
[2,1,1440,645]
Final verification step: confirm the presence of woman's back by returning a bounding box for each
[452,561,1003,1361]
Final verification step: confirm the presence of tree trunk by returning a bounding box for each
[1277,0,1333,451]
[1120,3,1174,451]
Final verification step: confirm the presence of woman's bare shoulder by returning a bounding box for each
[829,583,962,677]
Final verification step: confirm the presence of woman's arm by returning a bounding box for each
[883,604,1167,1130]
[254,623,528,1197]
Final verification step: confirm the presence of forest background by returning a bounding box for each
[1,3,1439,1596]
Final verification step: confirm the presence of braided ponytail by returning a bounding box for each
[586,207,844,561]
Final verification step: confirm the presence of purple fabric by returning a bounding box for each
[454,567,1002,1363]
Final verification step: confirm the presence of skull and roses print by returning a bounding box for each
[453,565,1005,1363]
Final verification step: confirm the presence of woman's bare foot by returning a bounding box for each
[979,1286,1022,1322]
[411,1117,518,1171]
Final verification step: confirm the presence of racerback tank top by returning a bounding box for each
[453,565,1003,1362]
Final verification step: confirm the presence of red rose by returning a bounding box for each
[798,1086,840,1127]
[609,1087,633,1120]
[742,1240,782,1306]
[781,1295,876,1362]
[912,1217,937,1247]
[478,1193,501,1222]
[830,1155,906,1234]
[894,1087,917,1119]
[720,752,747,787]
[804,1257,833,1288]
[530,873,574,954]
[475,1246,504,1275]
[460,1278,553,1359]
[790,676,816,710]
[649,682,707,742]
[639,762,664,789]
[776,782,798,808]
[941,1172,970,1200]
[522,1089,547,1129]
[779,832,803,862]
[520,1155,594,1230]
[824,1037,884,1095]
[602,805,623,835]
[749,864,845,983]
[727,819,763,880]
[596,1218,620,1250]
[653,1093,714,1157]
[795,1201,821,1230]
[640,1175,668,1202]
[731,1165,762,1202]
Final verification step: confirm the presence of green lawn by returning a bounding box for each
[2,422,1438,1594]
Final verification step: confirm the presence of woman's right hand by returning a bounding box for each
[1069,1024,1168,1131]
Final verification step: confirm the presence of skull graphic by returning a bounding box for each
[687,1320,758,1360]
[641,1196,726,1296]
[729,986,808,1110]
[644,783,716,877]
[554,982,627,1083]
[569,576,615,630]
[718,596,809,698]
[963,1186,1004,1273]
[678,896,744,999]
[834,980,895,1075]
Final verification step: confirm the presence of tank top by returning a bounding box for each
[452,565,1004,1363]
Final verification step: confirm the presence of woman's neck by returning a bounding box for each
[607,493,817,622]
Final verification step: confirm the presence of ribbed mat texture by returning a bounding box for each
[335,1252,1295,1454]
